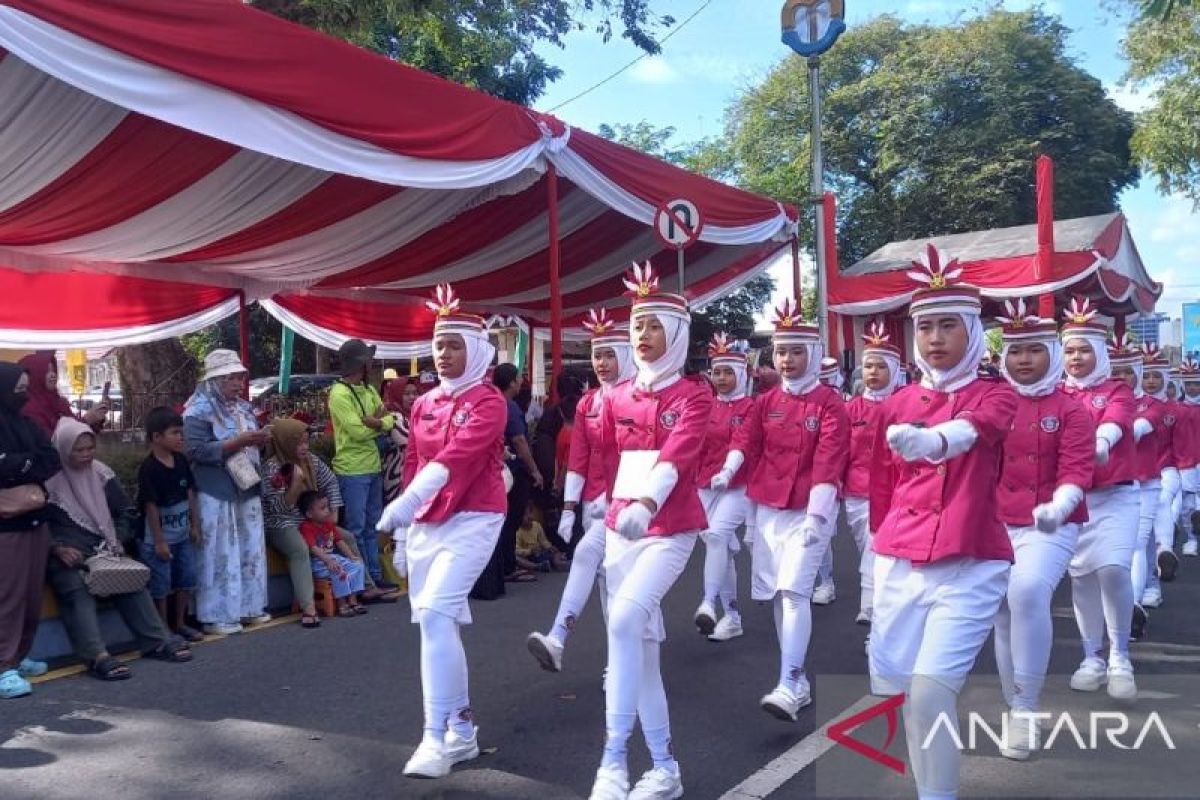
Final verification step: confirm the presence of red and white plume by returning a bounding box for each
[773,298,803,328]
[583,307,616,336]
[996,298,1040,328]
[708,331,734,358]
[425,283,461,317]
[622,260,660,299]
[1063,296,1097,326]
[1181,358,1200,376]
[863,319,891,347]
[905,243,963,290]
[1110,332,1136,354]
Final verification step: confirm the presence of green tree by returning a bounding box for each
[1121,3,1200,203]
[598,122,778,345]
[722,10,1139,266]
[250,0,674,105]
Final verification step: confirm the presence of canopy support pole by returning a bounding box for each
[822,192,840,356]
[1035,155,1056,319]
[791,236,802,302]
[238,291,250,397]
[547,165,563,403]
[1115,314,1126,342]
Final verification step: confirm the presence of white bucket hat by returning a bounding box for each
[202,349,248,381]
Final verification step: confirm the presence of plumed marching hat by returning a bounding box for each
[906,244,980,318]
[997,298,1058,344]
[771,298,819,345]
[427,283,487,340]
[624,261,689,323]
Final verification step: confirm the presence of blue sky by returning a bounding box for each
[533,0,1199,326]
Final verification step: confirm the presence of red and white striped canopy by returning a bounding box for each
[0,0,795,350]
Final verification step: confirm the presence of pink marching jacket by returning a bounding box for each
[403,383,508,524]
[1169,400,1198,470]
[696,395,759,490]
[602,376,715,536]
[998,390,1095,527]
[869,379,1018,564]
[1060,380,1137,488]
[567,387,612,503]
[1134,396,1175,479]
[843,395,888,499]
[744,384,849,511]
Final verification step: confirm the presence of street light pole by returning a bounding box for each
[808,55,827,341]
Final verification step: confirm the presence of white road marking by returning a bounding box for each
[717,695,878,800]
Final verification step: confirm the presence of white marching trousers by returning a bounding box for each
[993,523,1078,713]
[845,496,874,614]
[698,487,749,616]
[1070,483,1138,661]
[1131,481,1161,601]
[548,499,608,645]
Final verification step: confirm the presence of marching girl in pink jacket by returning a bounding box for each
[527,308,635,673]
[842,321,904,628]
[991,300,1094,761]
[867,248,1017,800]
[1174,360,1200,558]
[743,300,849,722]
[692,333,757,643]
[588,263,714,800]
[376,285,508,779]
[812,355,849,604]
[1058,298,1139,701]
[1130,343,1180,635]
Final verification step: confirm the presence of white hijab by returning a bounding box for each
[778,341,824,396]
[1000,339,1064,398]
[1128,362,1145,398]
[714,362,748,401]
[437,332,496,395]
[1062,335,1110,390]
[862,352,903,402]
[1185,385,1200,406]
[595,343,636,393]
[633,314,690,391]
[1145,367,1169,401]
[915,313,986,392]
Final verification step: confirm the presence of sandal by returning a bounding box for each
[175,625,205,643]
[361,589,400,604]
[0,669,33,698]
[88,656,132,681]
[300,613,321,628]
[145,639,193,663]
[505,571,538,583]
[337,606,357,618]
[351,604,368,615]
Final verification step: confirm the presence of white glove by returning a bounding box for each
[558,510,577,543]
[1032,503,1062,533]
[615,501,653,540]
[1133,417,1153,442]
[391,530,408,578]
[1032,484,1084,533]
[886,424,943,462]
[378,462,449,532]
[1094,437,1111,466]
[710,469,734,492]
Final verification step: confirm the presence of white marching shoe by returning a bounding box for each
[1183,537,1198,557]
[693,601,717,636]
[444,725,480,766]
[1069,657,1108,692]
[855,608,872,625]
[1107,655,1137,701]
[403,740,451,778]
[1000,712,1041,761]
[1141,586,1163,608]
[629,765,684,800]
[526,632,564,672]
[760,682,812,722]
[811,583,836,605]
[708,615,744,642]
[588,765,630,800]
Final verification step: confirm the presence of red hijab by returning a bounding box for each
[18,351,73,436]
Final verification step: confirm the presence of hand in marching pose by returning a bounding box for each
[527,307,636,675]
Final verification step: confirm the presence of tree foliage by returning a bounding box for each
[721,10,1139,266]
[251,0,674,105]
[1122,2,1200,203]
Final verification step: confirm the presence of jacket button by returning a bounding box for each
[936,465,946,476]
[1027,454,1036,462]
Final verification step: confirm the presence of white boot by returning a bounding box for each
[403,740,450,778]
[1107,654,1137,700]
[1069,657,1107,692]
[708,615,744,642]
[629,764,684,800]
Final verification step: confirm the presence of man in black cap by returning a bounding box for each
[329,339,398,590]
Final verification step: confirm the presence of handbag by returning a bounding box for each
[0,484,47,519]
[83,542,151,597]
[225,412,262,491]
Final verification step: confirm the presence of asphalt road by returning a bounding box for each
[4,529,1199,800]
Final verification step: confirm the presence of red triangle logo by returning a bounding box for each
[826,693,907,775]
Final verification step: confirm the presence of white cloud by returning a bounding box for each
[1147,195,1197,243]
[629,56,678,84]
[1105,80,1161,114]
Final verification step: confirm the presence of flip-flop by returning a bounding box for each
[505,572,538,583]
[175,625,205,643]
[88,656,132,681]
[300,613,321,629]
[361,590,400,604]
[351,604,369,615]
[337,606,357,618]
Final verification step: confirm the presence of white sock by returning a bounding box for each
[774,591,811,694]
[1071,571,1106,661]
[418,608,469,745]
[719,555,740,622]
[818,541,834,585]
[905,676,961,800]
[550,526,605,644]
[702,532,730,608]
[1003,572,1054,712]
[1097,564,1135,660]
[603,597,648,771]
[638,640,677,771]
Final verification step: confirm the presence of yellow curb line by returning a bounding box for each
[29,613,302,685]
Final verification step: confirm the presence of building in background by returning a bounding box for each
[1184,303,1200,361]
[1129,312,1169,347]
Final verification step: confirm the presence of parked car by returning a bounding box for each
[249,374,339,402]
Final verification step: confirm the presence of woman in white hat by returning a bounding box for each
[588,263,713,800]
[527,308,634,674]
[1058,298,1140,701]
[376,285,507,779]
[991,299,1094,760]
[183,349,272,635]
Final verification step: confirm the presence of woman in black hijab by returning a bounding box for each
[0,362,61,699]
